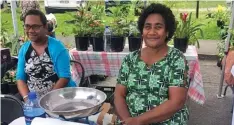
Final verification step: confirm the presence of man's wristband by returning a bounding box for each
[23,95,28,99]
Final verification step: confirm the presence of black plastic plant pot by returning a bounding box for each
[174,37,189,53]
[75,36,89,51]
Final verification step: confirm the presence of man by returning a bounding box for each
[16,9,76,101]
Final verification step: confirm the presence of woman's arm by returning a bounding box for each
[114,55,132,121]
[136,87,187,124]
[114,84,131,121]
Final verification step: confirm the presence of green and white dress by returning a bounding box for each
[117,47,189,125]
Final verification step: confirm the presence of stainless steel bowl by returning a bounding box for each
[39,87,107,119]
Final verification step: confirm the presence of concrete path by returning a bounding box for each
[197,40,219,56]
[188,60,232,125]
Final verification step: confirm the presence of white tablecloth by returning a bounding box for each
[9,117,88,125]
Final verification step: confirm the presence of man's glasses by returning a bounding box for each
[23,24,43,31]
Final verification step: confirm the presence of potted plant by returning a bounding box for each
[91,20,105,51]
[128,22,142,52]
[133,0,145,16]
[7,70,18,94]
[122,2,142,52]
[230,30,234,50]
[89,3,106,51]
[72,2,93,51]
[0,21,10,48]
[2,69,18,95]
[214,5,229,29]
[1,21,20,95]
[106,4,129,52]
[1,83,9,94]
[174,12,204,53]
[220,26,229,40]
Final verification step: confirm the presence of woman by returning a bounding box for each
[46,13,57,38]
[16,9,76,101]
[224,50,234,85]
[20,0,40,21]
[114,3,189,125]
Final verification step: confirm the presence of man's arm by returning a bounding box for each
[114,84,131,121]
[55,47,72,87]
[53,78,69,89]
[17,80,29,101]
[16,44,29,101]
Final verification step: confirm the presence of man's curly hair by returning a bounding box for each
[137,3,176,42]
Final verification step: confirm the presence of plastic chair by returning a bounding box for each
[1,94,24,124]
[70,59,87,87]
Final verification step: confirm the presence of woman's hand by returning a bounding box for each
[122,117,143,125]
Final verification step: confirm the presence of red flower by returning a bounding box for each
[10,71,15,77]
[180,12,188,22]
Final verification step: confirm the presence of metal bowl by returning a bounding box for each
[39,87,107,119]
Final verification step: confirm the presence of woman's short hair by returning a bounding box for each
[23,9,47,26]
[137,3,176,42]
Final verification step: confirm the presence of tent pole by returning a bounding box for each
[10,0,18,37]
[217,1,234,98]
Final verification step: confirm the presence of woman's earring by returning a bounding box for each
[166,34,169,40]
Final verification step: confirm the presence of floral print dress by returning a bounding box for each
[20,0,40,20]
[117,47,189,125]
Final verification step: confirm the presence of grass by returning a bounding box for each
[195,17,221,40]
[1,8,24,35]
[193,11,222,40]
[53,12,76,36]
[149,1,227,9]
[0,7,76,36]
[0,1,229,40]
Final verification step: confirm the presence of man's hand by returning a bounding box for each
[53,78,69,90]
